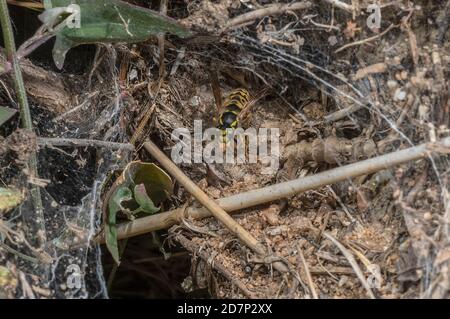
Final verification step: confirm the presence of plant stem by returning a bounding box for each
[0,0,32,128]
[0,0,46,247]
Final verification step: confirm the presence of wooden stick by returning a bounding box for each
[322,0,353,13]
[143,140,289,273]
[100,137,450,241]
[37,137,134,151]
[224,1,312,30]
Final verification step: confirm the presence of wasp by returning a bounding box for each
[217,88,251,140]
[209,71,268,142]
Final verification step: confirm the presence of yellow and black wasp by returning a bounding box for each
[217,88,251,140]
[209,70,268,142]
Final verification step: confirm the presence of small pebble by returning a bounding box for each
[338,275,349,287]
[387,80,398,91]
[394,88,407,101]
[189,96,201,108]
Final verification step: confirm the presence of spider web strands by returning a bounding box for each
[169,38,327,85]
[166,46,312,120]
[232,34,444,188]
[239,44,390,137]
[234,34,365,98]
[234,34,410,139]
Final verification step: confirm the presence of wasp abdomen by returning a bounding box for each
[218,88,250,131]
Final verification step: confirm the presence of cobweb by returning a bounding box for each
[20,46,130,298]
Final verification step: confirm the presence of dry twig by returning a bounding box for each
[321,0,353,13]
[224,1,312,30]
[335,24,396,53]
[297,244,319,299]
[37,137,134,151]
[175,232,258,298]
[324,104,364,123]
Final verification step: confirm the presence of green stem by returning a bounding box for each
[0,0,46,247]
[0,0,32,128]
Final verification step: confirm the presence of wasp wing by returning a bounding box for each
[238,87,270,123]
[208,70,223,113]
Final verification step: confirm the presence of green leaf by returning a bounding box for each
[104,162,172,264]
[41,0,192,69]
[106,186,132,265]
[133,184,160,215]
[0,188,23,214]
[0,107,17,128]
[124,162,173,206]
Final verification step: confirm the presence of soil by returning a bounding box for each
[1,0,449,299]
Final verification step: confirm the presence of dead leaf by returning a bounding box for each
[343,21,360,39]
[262,204,281,226]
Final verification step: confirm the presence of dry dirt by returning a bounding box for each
[1,0,449,299]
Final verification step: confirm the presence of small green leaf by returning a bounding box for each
[124,162,173,206]
[106,186,132,264]
[41,0,192,69]
[134,184,160,215]
[0,188,23,214]
[104,161,172,264]
[0,107,17,128]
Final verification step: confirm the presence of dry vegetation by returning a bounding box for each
[1,0,450,299]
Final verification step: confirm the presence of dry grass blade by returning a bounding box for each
[297,244,319,299]
[322,232,376,299]
[37,137,134,151]
[158,0,168,79]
